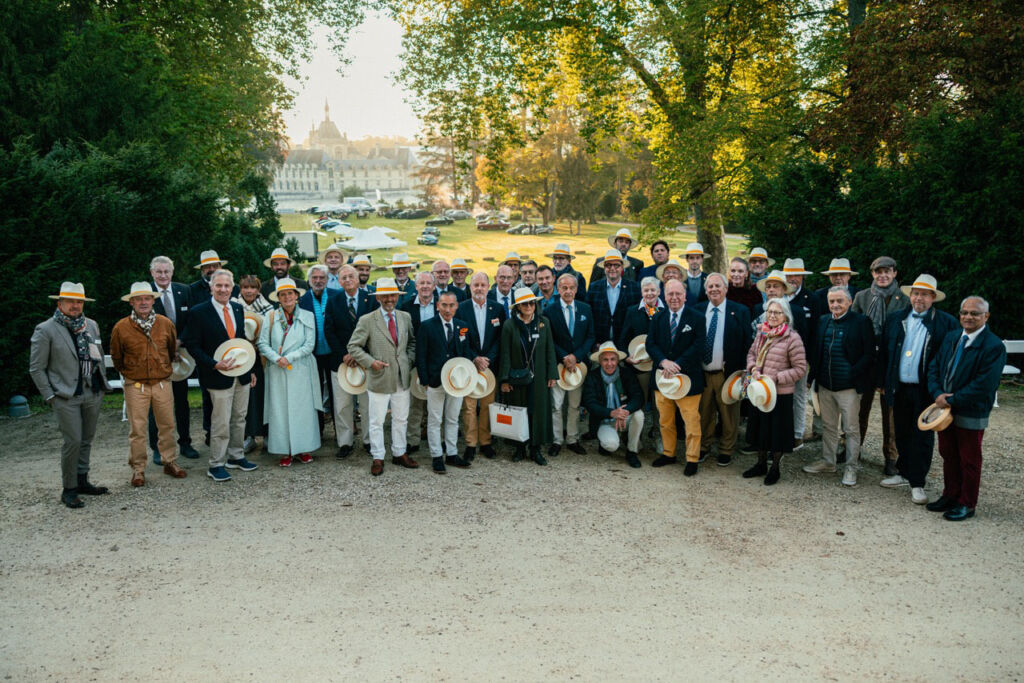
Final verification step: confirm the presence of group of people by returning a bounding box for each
[29,228,1006,522]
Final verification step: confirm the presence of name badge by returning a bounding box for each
[532,333,539,339]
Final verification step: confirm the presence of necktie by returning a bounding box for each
[222,305,235,338]
[388,313,398,345]
[912,312,927,319]
[703,307,718,365]
[503,295,510,317]
[348,296,356,320]
[445,321,452,344]
[162,289,176,325]
[670,311,679,339]
[567,305,575,336]
[950,334,968,375]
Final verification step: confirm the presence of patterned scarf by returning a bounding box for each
[233,294,274,315]
[602,368,621,411]
[53,308,95,382]
[754,322,788,370]
[866,280,901,335]
[131,310,157,338]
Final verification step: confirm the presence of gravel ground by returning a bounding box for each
[1,392,1022,681]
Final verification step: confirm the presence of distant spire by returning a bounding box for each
[324,99,330,121]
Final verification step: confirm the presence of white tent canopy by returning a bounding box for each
[334,227,408,251]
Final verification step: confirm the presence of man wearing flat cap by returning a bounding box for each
[29,282,112,508]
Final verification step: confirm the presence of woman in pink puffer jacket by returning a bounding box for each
[743,298,807,485]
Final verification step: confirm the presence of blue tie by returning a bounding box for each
[503,295,510,317]
[950,334,968,375]
[670,311,679,339]
[703,307,718,365]
[567,305,575,336]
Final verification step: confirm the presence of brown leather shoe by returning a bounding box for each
[163,463,187,479]
[131,471,145,487]
[391,454,419,469]
[370,459,384,476]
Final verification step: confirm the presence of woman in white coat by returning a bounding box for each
[258,278,322,466]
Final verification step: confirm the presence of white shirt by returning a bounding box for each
[473,300,488,344]
[963,325,986,347]
[561,299,575,330]
[703,300,727,371]
[153,283,174,308]
[417,300,435,323]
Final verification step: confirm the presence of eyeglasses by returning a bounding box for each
[959,310,984,317]
[765,310,784,317]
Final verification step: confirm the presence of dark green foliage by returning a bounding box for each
[598,192,618,219]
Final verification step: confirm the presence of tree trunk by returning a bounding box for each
[693,193,728,275]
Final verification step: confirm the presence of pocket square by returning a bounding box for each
[681,324,692,333]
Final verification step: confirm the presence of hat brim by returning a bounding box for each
[607,235,639,249]
[194,260,226,269]
[589,347,628,363]
[748,378,778,413]
[410,374,427,400]
[656,373,692,400]
[821,269,858,276]
[268,287,307,302]
[389,262,417,270]
[749,256,777,267]
[170,349,196,382]
[556,363,588,391]
[263,256,295,268]
[49,294,95,302]
[441,358,479,397]
[120,291,159,302]
[545,252,574,260]
[655,263,685,282]
[721,370,745,405]
[336,363,368,395]
[469,368,497,400]
[756,279,796,295]
[917,403,952,431]
[243,312,264,341]
[450,265,474,274]
[213,339,257,377]
[683,251,711,259]
[900,285,945,303]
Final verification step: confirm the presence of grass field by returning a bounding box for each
[279,213,749,279]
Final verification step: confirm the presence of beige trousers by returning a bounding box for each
[699,370,740,455]
[124,381,178,472]
[462,387,496,447]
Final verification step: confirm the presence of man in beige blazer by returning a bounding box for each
[347,278,419,476]
[29,282,112,508]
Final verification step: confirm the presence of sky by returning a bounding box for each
[282,14,421,145]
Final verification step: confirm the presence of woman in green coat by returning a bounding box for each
[498,288,558,465]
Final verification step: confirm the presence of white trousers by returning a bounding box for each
[208,382,249,468]
[601,412,645,452]
[367,388,410,460]
[332,372,370,447]
[551,384,583,445]
[426,386,463,458]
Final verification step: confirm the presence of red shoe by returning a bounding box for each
[279,456,293,467]
[297,453,313,464]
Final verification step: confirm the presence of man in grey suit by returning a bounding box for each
[29,282,112,508]
[347,277,419,476]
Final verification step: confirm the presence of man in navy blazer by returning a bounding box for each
[457,272,506,460]
[586,250,641,350]
[925,296,1006,521]
[181,269,258,482]
[298,265,340,436]
[400,272,439,452]
[877,275,958,504]
[148,255,201,460]
[694,273,752,466]
[544,273,596,457]
[646,280,706,476]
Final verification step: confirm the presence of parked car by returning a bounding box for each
[444,209,473,220]
[506,223,528,234]
[422,226,441,236]
[425,215,454,226]
[534,224,554,234]
[398,208,431,219]
[416,231,439,245]
[477,219,510,231]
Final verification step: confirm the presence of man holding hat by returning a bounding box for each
[400,272,440,453]
[545,273,596,457]
[548,244,587,295]
[320,244,347,290]
[747,247,774,287]
[591,228,644,283]
[181,269,259,482]
[646,279,706,476]
[852,256,909,475]
[878,275,958,504]
[587,249,641,349]
[581,342,645,468]
[110,282,189,486]
[682,242,710,305]
[189,249,238,303]
[347,277,419,476]
[30,282,112,508]
[261,247,309,302]
[457,272,505,461]
[925,296,1005,520]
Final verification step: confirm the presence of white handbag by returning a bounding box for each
[489,401,530,442]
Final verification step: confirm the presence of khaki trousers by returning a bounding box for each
[551,384,583,445]
[699,370,739,455]
[125,381,178,472]
[332,371,370,447]
[407,395,426,447]
[462,387,496,447]
[821,387,861,467]
[208,381,249,468]
[654,391,702,462]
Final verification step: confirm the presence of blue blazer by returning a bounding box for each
[400,294,439,336]
[415,315,473,387]
[927,326,1005,425]
[694,300,753,375]
[645,307,706,397]
[878,306,958,401]
[323,288,375,368]
[586,278,641,346]
[151,281,193,337]
[181,299,253,390]
[543,299,596,362]
[456,298,505,365]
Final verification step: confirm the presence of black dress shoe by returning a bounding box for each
[683,462,698,477]
[548,444,561,457]
[651,455,678,468]
[432,457,446,474]
[407,444,420,454]
[764,466,780,486]
[61,489,84,509]
[445,455,471,468]
[566,442,586,455]
[943,505,975,521]
[743,461,768,478]
[481,444,497,459]
[511,446,525,462]
[598,446,614,457]
[698,451,710,463]
[532,449,548,466]
[580,431,597,441]
[336,445,353,459]
[716,453,732,467]
[76,475,109,495]
[180,444,201,459]
[625,452,641,468]
[463,446,476,462]
[926,495,957,512]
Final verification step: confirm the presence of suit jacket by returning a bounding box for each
[151,281,192,337]
[586,278,641,346]
[694,300,753,375]
[879,306,958,401]
[787,287,817,358]
[544,299,596,362]
[645,306,706,397]
[437,284,469,303]
[260,276,310,302]
[324,288,375,368]
[457,298,505,364]
[487,288,517,319]
[400,294,439,337]
[616,302,663,350]
[415,315,473,387]
[551,266,587,301]
[927,326,1005,427]
[181,299,253,389]
[589,255,644,284]
[684,272,709,306]
[347,308,416,394]
[298,288,339,356]
[581,363,645,418]
[29,317,111,400]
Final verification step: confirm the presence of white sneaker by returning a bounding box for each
[803,460,836,474]
[911,487,928,504]
[880,474,909,488]
[841,466,857,486]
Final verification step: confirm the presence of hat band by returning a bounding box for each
[783,268,805,273]
[825,268,850,273]
[685,250,704,255]
[375,286,400,295]
[758,379,773,404]
[553,249,570,256]
[59,291,86,299]
[391,262,411,268]
[201,257,221,265]
[911,281,936,291]
[604,257,623,263]
[277,285,297,293]
[514,293,535,304]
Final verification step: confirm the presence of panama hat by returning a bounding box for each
[627,335,653,372]
[268,277,306,302]
[601,248,624,265]
[120,282,158,302]
[243,312,264,342]
[511,287,539,307]
[590,341,628,364]
[194,250,227,269]
[607,228,639,250]
[597,424,621,452]
[441,357,478,397]
[917,403,952,432]
[319,243,346,264]
[901,274,946,302]
[212,339,256,377]
[721,370,746,405]
[746,376,778,413]
[389,253,417,270]
[782,258,812,276]
[170,348,196,382]
[410,373,427,400]
[821,258,858,276]
[371,277,402,296]
[351,254,372,267]
[468,368,497,400]
[546,243,575,259]
[49,282,94,302]
[556,362,588,391]
[263,247,295,269]
[656,259,686,282]
[502,251,522,265]
[656,372,691,400]
[336,363,368,395]
[450,257,473,274]
[683,242,710,258]
[747,247,775,266]
[756,270,797,295]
